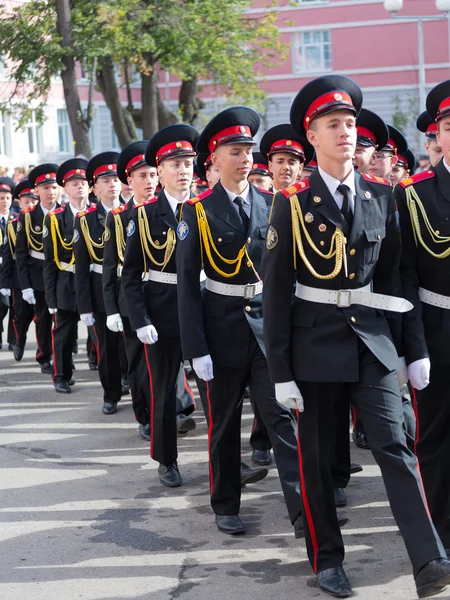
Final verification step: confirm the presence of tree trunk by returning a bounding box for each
[55,0,92,157]
[179,77,204,125]
[96,57,133,148]
[157,89,178,128]
[141,59,159,138]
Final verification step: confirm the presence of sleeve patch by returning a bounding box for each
[266,225,278,249]
[177,220,189,240]
[126,219,135,237]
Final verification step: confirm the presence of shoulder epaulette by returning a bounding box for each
[398,169,435,188]
[187,189,213,205]
[134,197,158,209]
[49,206,65,217]
[77,205,97,218]
[7,217,18,225]
[21,205,37,214]
[279,180,310,198]
[257,187,273,195]
[362,173,390,186]
[112,204,128,215]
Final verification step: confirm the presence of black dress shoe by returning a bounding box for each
[40,362,53,375]
[89,362,98,371]
[158,462,182,487]
[8,343,14,351]
[334,488,347,507]
[352,429,370,450]
[102,402,117,415]
[415,558,450,598]
[68,375,76,386]
[350,462,363,475]
[215,514,246,535]
[121,385,130,396]
[176,414,196,436]
[240,461,268,486]
[54,381,71,394]
[139,423,150,441]
[252,449,272,465]
[317,567,352,598]
[13,346,24,361]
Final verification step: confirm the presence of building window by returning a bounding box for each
[292,30,332,74]
[57,108,71,153]
[27,110,40,154]
[111,126,120,151]
[0,112,7,155]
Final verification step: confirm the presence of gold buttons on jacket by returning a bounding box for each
[349,273,355,280]
[349,249,356,256]
[350,316,356,323]
[218,237,223,243]
[245,305,251,312]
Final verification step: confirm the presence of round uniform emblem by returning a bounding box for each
[73,229,80,243]
[17,221,22,232]
[304,212,314,223]
[266,225,278,250]
[126,220,135,237]
[42,225,48,238]
[177,220,189,240]
[35,225,41,232]
[104,226,111,241]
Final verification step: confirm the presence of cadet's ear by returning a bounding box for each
[211,150,220,167]
[306,128,317,148]
[390,155,398,168]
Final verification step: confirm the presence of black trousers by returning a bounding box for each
[11,288,34,350]
[0,295,15,346]
[123,316,150,426]
[51,309,78,383]
[34,290,52,365]
[414,365,450,548]
[93,313,122,404]
[297,343,444,575]
[86,329,98,367]
[144,336,181,466]
[249,401,272,451]
[206,336,301,522]
[330,399,351,489]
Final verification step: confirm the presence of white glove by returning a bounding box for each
[48,308,58,315]
[192,354,214,381]
[275,381,304,412]
[396,356,408,386]
[0,288,10,297]
[106,313,124,333]
[408,358,431,391]
[136,324,159,345]
[22,288,36,305]
[80,312,95,327]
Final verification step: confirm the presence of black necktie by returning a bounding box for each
[337,184,353,230]
[234,196,250,231]
[175,203,182,221]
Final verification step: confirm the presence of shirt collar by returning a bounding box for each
[69,203,82,217]
[221,182,251,204]
[164,189,190,215]
[443,159,450,175]
[40,203,56,216]
[318,166,356,198]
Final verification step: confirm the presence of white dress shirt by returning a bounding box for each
[222,182,251,218]
[164,190,190,215]
[443,159,450,175]
[318,166,356,214]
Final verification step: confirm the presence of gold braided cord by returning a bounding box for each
[7,221,16,257]
[50,214,75,271]
[79,215,104,263]
[114,213,126,264]
[406,186,450,259]
[137,205,176,273]
[290,193,344,279]
[25,211,44,251]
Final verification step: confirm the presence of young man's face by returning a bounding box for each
[121,182,133,198]
[353,144,376,174]
[64,178,89,202]
[425,139,443,167]
[206,164,221,188]
[94,175,121,203]
[390,164,409,187]
[268,153,302,189]
[36,182,60,209]
[158,156,194,195]
[248,173,272,191]
[128,165,158,202]
[306,111,357,164]
[18,195,38,211]
[437,117,450,165]
[212,144,253,183]
[0,191,12,215]
[368,150,397,179]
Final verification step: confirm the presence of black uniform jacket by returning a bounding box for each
[395,159,450,366]
[73,202,108,315]
[176,182,272,369]
[15,203,47,292]
[262,169,402,384]
[43,204,77,312]
[0,213,20,290]
[103,198,135,318]
[122,191,180,337]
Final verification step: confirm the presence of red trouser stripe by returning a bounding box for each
[296,411,320,573]
[143,344,155,459]
[183,370,196,408]
[51,314,58,380]
[206,381,214,494]
[351,405,357,429]
[411,386,432,519]
[252,418,258,433]
[11,289,18,341]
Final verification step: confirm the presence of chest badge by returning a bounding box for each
[364,191,372,199]
[319,224,327,232]
[177,220,189,240]
[304,212,314,223]
[266,225,278,250]
[126,220,135,237]
[314,196,321,203]
[35,225,41,232]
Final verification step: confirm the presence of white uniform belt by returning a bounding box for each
[206,277,263,299]
[295,282,413,313]
[90,264,103,274]
[419,287,450,309]
[29,250,45,261]
[142,270,177,284]
[59,261,75,273]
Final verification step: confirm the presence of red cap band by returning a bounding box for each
[93,164,117,181]
[208,125,252,153]
[305,160,318,170]
[125,154,146,174]
[426,123,438,135]
[437,97,450,120]
[205,154,212,167]
[18,188,34,196]
[356,126,377,145]
[269,139,305,158]
[35,172,57,185]
[156,141,195,164]
[251,163,270,172]
[63,169,86,184]
[0,184,12,192]
[385,138,398,154]
[304,91,354,131]
[397,154,408,167]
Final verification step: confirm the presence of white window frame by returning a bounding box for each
[57,108,72,154]
[292,30,332,75]
[26,109,41,154]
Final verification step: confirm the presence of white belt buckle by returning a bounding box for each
[337,289,352,308]
[243,283,256,299]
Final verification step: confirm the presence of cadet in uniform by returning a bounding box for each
[43,159,89,393]
[176,107,302,536]
[0,180,37,360]
[263,75,450,598]
[368,125,406,180]
[0,177,18,350]
[73,153,123,414]
[390,149,416,187]
[16,164,60,373]
[417,111,443,167]
[353,108,388,175]
[247,152,272,191]
[103,141,157,440]
[196,153,221,189]
[396,80,450,557]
